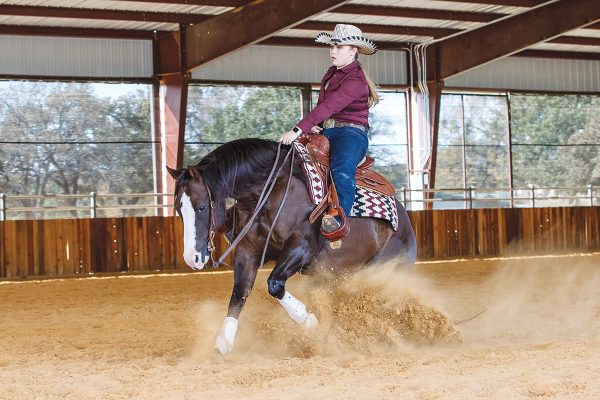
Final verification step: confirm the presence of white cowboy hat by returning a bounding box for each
[315,24,377,55]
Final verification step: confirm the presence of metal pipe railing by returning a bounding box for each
[0,186,597,220]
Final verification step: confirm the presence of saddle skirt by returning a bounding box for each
[294,134,399,231]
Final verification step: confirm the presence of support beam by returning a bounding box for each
[153,31,189,213]
[261,37,410,51]
[515,49,600,61]
[156,73,189,213]
[114,0,247,6]
[0,25,160,40]
[332,5,501,22]
[429,0,600,80]
[0,4,210,24]
[154,29,186,76]
[436,0,546,6]
[296,21,460,38]
[184,0,350,69]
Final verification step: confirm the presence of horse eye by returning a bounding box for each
[197,206,206,213]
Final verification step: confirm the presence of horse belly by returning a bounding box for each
[309,218,390,274]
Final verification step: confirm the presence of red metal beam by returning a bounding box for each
[114,0,247,6]
[261,36,410,50]
[333,4,501,22]
[184,0,350,69]
[430,0,600,80]
[434,0,547,6]
[549,36,600,47]
[0,4,210,24]
[516,49,600,61]
[296,21,460,38]
[154,30,185,75]
[0,25,160,39]
[156,73,189,207]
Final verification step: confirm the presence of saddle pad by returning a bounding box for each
[294,142,399,231]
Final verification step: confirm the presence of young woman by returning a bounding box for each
[280,24,379,233]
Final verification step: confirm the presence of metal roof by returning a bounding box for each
[0,0,598,54]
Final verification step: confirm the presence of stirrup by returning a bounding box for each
[321,214,341,233]
[321,215,344,249]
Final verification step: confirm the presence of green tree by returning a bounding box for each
[511,94,599,187]
[184,86,301,164]
[0,82,153,218]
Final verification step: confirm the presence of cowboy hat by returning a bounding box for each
[315,24,377,55]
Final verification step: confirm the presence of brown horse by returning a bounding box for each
[167,138,416,354]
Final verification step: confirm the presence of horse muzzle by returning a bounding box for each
[184,246,210,270]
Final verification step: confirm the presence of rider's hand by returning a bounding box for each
[310,126,323,134]
[279,129,301,145]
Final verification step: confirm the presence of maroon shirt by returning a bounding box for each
[296,61,369,133]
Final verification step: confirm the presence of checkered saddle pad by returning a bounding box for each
[294,142,399,231]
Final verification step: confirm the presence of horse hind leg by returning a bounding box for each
[277,291,319,328]
[267,237,319,329]
[368,204,417,269]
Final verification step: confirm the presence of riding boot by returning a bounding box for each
[321,214,342,233]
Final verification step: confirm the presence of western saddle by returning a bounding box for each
[297,133,394,244]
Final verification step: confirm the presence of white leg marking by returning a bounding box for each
[215,317,239,355]
[180,193,206,270]
[279,291,319,329]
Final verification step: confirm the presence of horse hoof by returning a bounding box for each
[303,313,319,329]
[215,335,233,355]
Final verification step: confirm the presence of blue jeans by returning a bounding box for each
[323,126,369,218]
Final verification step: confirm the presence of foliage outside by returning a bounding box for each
[1,82,599,219]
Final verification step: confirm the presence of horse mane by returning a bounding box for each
[192,138,284,198]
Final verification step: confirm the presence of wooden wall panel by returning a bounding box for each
[1,206,599,278]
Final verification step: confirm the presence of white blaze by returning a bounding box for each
[180,192,208,270]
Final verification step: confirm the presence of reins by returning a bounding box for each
[206,142,296,268]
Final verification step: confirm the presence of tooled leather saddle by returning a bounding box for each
[296,133,395,242]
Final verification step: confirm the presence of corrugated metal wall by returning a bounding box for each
[1,34,598,93]
[0,35,153,78]
[191,45,409,85]
[445,57,600,92]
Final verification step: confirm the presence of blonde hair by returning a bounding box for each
[356,58,380,108]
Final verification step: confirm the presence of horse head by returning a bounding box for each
[168,165,214,270]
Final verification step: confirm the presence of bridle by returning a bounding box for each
[181,142,296,269]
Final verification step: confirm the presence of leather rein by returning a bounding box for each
[198,142,296,269]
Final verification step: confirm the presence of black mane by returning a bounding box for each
[185,138,286,198]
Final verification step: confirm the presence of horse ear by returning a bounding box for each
[188,165,202,182]
[166,165,184,180]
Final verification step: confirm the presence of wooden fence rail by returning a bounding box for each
[1,207,599,279]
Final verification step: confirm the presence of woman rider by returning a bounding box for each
[280,24,379,234]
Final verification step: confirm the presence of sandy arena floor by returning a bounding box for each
[1,253,600,399]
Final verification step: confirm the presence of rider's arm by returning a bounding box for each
[296,73,367,133]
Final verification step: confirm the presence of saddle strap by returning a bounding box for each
[319,179,350,241]
[309,193,329,224]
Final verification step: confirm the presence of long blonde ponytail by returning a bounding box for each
[356,59,380,108]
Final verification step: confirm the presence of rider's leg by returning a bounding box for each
[215,247,259,355]
[322,126,369,230]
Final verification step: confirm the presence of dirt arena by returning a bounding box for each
[1,252,600,399]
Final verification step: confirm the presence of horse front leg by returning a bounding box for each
[215,248,259,355]
[268,237,319,329]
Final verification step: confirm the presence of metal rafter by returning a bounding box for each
[429,0,600,80]
[114,0,246,6]
[333,4,502,22]
[261,37,410,51]
[0,25,160,39]
[296,21,460,38]
[0,4,210,24]
[184,0,350,70]
[435,0,547,6]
